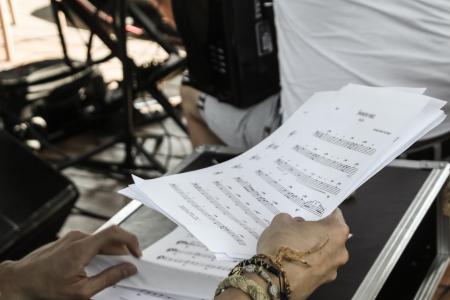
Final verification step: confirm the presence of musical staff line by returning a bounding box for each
[169,184,246,246]
[293,145,358,176]
[276,159,341,195]
[314,130,376,155]
[213,181,269,228]
[156,255,231,272]
[176,240,205,249]
[166,248,216,260]
[235,177,280,215]
[192,183,259,239]
[302,200,325,216]
[255,170,304,206]
[256,170,325,217]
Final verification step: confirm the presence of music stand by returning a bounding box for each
[48,0,188,177]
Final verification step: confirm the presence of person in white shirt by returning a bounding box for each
[182,0,450,150]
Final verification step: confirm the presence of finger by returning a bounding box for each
[84,226,142,259]
[272,213,293,224]
[100,244,132,256]
[294,217,305,222]
[83,263,137,297]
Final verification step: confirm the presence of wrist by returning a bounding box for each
[214,272,275,300]
[214,285,251,300]
[0,260,29,300]
[282,261,310,300]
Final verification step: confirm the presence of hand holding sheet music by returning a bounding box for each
[122,84,445,260]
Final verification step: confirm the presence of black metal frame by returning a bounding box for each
[48,0,188,177]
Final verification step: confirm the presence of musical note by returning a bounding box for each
[266,143,280,150]
[288,130,297,137]
[249,155,262,161]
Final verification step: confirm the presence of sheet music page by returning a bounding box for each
[143,227,237,278]
[132,85,444,258]
[86,254,223,299]
[87,227,238,299]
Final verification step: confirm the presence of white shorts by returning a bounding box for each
[198,93,282,150]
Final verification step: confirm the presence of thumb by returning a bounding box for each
[85,263,137,296]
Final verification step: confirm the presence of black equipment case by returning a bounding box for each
[0,59,107,141]
[0,131,78,260]
[172,0,280,108]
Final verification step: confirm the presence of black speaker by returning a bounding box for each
[0,131,78,260]
[173,0,280,108]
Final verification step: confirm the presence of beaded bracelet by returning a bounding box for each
[229,255,291,299]
[216,237,330,300]
[215,274,270,300]
[242,264,280,299]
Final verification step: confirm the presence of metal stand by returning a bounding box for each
[47,0,189,176]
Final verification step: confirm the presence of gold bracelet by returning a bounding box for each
[215,274,270,300]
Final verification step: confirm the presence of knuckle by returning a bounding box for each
[328,271,338,282]
[342,224,350,236]
[273,213,292,224]
[336,224,350,240]
[339,249,350,265]
[129,233,139,245]
[107,225,122,235]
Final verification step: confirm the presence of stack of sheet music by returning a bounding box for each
[88,84,447,300]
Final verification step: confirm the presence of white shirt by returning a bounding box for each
[275,0,450,136]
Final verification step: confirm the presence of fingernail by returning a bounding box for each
[124,264,138,277]
[294,217,305,222]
